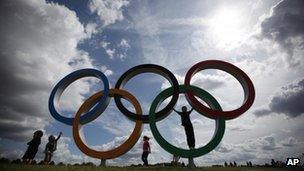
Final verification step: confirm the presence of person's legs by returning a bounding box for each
[100,159,106,167]
[43,153,48,163]
[185,125,195,148]
[22,159,27,164]
[185,125,196,168]
[141,152,145,163]
[188,157,195,168]
[143,154,148,166]
[44,153,51,164]
[146,152,149,166]
[188,147,196,168]
[48,153,53,163]
[141,151,148,166]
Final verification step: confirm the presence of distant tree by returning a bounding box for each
[0,157,10,164]
[229,162,233,167]
[233,161,237,167]
[84,162,94,166]
[57,162,65,166]
[224,162,228,167]
[271,159,276,167]
[31,160,37,165]
[49,161,55,165]
[38,160,44,165]
[11,159,22,164]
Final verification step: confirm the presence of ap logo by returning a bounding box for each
[286,158,300,166]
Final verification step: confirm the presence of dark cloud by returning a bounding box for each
[269,78,304,117]
[253,108,272,117]
[0,0,93,141]
[254,78,304,118]
[260,0,304,66]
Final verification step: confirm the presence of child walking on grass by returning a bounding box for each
[141,136,151,166]
[44,132,62,164]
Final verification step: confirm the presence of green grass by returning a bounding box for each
[0,164,301,171]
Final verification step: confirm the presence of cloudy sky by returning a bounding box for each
[0,0,304,166]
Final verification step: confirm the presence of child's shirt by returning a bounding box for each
[27,138,41,150]
[180,113,192,127]
[45,142,57,153]
[143,140,150,152]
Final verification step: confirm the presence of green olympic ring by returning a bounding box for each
[149,85,225,158]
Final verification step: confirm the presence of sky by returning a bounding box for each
[0,0,304,166]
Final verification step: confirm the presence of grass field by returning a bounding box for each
[0,164,302,171]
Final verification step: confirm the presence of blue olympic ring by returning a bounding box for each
[48,69,110,125]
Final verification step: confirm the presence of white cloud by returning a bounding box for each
[0,0,95,141]
[85,23,98,38]
[89,0,129,27]
[100,39,130,60]
[101,66,113,76]
[280,137,299,147]
[117,39,130,60]
[119,39,130,49]
[100,40,115,59]
[52,136,83,164]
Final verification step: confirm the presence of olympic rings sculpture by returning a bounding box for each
[49,60,255,159]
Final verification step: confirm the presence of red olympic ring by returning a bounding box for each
[184,60,255,120]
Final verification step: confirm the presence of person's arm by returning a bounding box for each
[189,108,194,113]
[173,108,182,115]
[55,132,62,141]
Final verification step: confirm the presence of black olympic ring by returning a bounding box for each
[114,64,179,123]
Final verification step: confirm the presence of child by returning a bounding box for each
[44,132,62,164]
[141,136,151,166]
[173,106,196,168]
[22,130,43,164]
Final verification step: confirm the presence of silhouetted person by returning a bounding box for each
[249,161,253,167]
[229,162,233,167]
[234,161,237,167]
[173,106,195,168]
[44,132,62,164]
[100,159,106,167]
[22,130,43,164]
[271,159,276,167]
[172,154,180,165]
[224,161,228,167]
[141,136,151,166]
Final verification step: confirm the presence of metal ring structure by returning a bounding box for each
[114,64,179,123]
[49,69,110,125]
[49,60,255,160]
[149,85,225,158]
[184,60,255,120]
[73,89,143,159]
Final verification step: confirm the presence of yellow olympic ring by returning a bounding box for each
[72,89,143,159]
